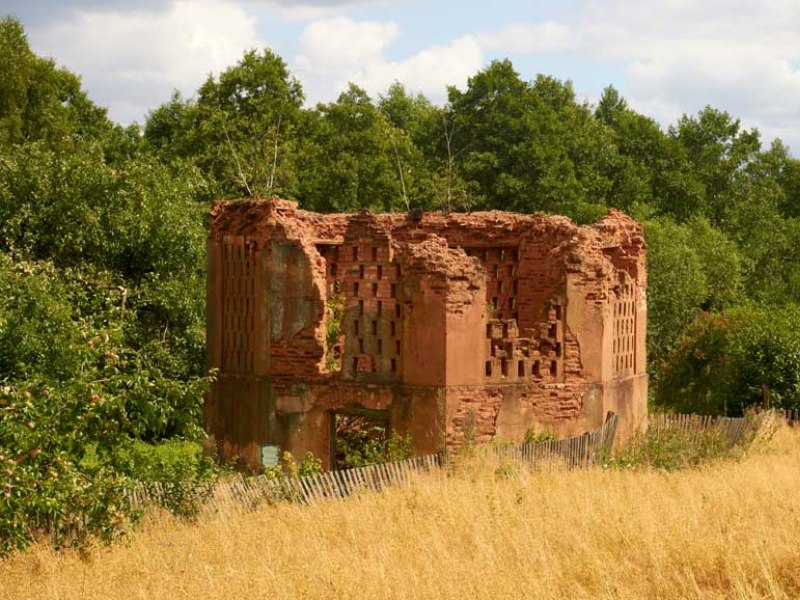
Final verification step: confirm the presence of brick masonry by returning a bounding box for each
[206,199,648,470]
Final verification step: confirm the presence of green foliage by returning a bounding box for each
[263,450,323,480]
[0,256,211,440]
[113,439,218,518]
[644,217,744,368]
[106,439,212,481]
[0,381,132,555]
[324,286,344,372]
[0,143,207,279]
[444,61,616,218]
[523,427,555,445]
[644,219,707,367]
[144,49,303,200]
[297,84,427,212]
[656,306,800,415]
[0,17,114,150]
[0,319,214,554]
[0,255,214,554]
[671,107,761,224]
[338,429,413,469]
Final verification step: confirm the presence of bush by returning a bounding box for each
[336,428,413,470]
[115,440,218,518]
[656,305,800,415]
[0,258,214,554]
[263,451,323,480]
[0,382,133,555]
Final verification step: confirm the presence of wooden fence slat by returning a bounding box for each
[348,466,361,493]
[347,466,361,494]
[361,465,373,492]
[326,472,338,498]
[333,469,347,498]
[390,460,404,485]
[321,472,336,499]
[298,476,313,504]
[312,474,327,502]
[329,470,342,498]
[311,473,324,500]
[312,473,327,500]
[381,463,392,487]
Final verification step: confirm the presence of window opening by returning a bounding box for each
[330,408,390,471]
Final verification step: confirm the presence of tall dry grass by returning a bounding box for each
[3,427,800,600]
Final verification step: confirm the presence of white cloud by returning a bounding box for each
[358,36,484,101]
[258,0,381,21]
[477,22,573,54]
[29,0,263,123]
[296,17,398,72]
[295,17,483,104]
[479,0,800,149]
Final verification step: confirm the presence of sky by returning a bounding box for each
[3,0,800,152]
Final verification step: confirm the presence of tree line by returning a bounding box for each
[1,15,800,552]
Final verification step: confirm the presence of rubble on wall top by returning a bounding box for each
[208,198,643,248]
[207,198,647,294]
[398,235,483,279]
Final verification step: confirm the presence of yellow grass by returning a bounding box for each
[3,428,800,600]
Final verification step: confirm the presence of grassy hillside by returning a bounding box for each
[3,427,799,600]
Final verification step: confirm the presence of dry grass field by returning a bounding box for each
[3,427,800,600]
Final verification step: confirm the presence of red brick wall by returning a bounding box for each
[206,200,648,470]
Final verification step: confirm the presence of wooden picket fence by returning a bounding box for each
[129,453,444,513]
[487,413,619,470]
[128,414,619,514]
[646,411,766,448]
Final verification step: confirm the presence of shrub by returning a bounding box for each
[656,305,800,415]
[0,382,132,555]
[338,431,413,469]
[112,440,218,518]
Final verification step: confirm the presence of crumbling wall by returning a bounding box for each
[338,213,402,381]
[207,199,648,470]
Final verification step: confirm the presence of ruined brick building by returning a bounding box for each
[205,199,648,471]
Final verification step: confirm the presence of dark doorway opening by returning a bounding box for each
[329,407,390,470]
